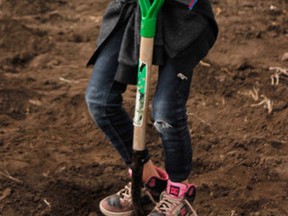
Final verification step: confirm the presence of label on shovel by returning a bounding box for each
[134,61,147,127]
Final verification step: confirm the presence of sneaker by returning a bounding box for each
[148,180,198,216]
[99,166,168,216]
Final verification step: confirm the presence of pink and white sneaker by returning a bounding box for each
[148,180,198,216]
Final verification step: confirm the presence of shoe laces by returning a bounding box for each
[154,192,198,216]
[117,182,132,203]
[116,182,157,206]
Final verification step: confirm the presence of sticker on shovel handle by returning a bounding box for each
[134,61,147,127]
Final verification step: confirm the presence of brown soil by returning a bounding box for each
[0,0,287,215]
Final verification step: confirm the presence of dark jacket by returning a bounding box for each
[87,0,218,84]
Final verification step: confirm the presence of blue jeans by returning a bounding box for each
[85,27,193,182]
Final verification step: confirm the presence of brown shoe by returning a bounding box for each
[99,166,168,216]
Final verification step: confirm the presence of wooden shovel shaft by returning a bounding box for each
[132,37,155,216]
[133,37,154,151]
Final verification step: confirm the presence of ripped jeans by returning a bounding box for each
[85,28,193,182]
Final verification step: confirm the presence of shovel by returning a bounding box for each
[131,0,164,215]
[131,0,200,215]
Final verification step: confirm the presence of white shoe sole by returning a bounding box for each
[99,201,134,216]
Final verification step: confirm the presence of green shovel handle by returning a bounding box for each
[139,0,164,37]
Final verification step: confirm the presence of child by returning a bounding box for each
[85,0,218,215]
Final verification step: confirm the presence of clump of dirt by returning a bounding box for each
[0,89,42,120]
[0,18,52,72]
[0,0,287,216]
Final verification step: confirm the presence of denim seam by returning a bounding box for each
[169,83,192,182]
[103,81,133,164]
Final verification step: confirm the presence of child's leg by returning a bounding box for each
[152,59,193,183]
[85,27,137,165]
[148,60,198,216]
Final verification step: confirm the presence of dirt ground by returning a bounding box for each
[0,0,287,215]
